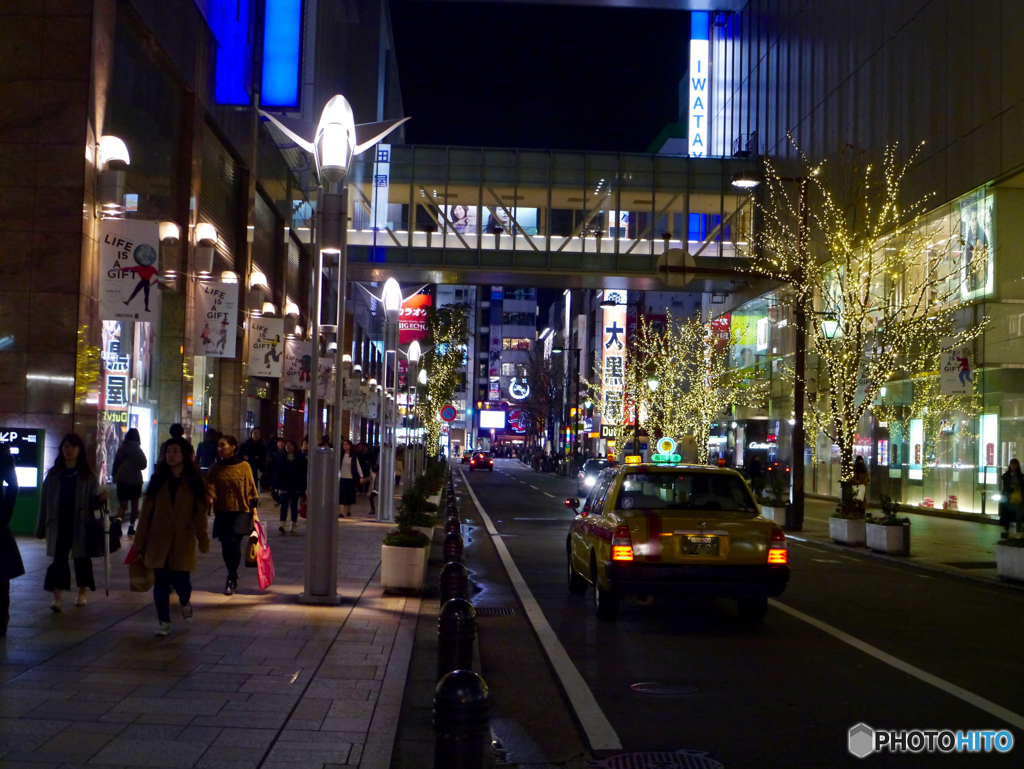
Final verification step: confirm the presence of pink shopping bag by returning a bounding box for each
[253,519,276,591]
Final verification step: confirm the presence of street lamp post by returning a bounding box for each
[378,278,403,523]
[260,95,408,604]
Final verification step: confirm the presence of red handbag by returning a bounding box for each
[253,520,275,591]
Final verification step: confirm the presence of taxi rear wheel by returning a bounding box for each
[736,596,768,623]
[591,557,619,621]
[567,545,587,595]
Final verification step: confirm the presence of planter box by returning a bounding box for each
[760,505,787,526]
[996,545,1024,581]
[830,517,866,546]
[381,544,429,592]
[866,522,909,555]
[428,494,441,508]
[413,525,436,542]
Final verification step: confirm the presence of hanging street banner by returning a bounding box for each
[195,281,239,358]
[941,348,973,396]
[246,317,284,378]
[99,219,161,322]
[283,339,312,390]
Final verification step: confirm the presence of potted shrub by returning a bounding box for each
[995,536,1024,581]
[380,526,431,592]
[829,484,867,545]
[398,488,440,540]
[865,495,911,555]
[757,473,789,526]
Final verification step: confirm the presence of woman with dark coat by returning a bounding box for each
[35,433,107,612]
[133,437,210,636]
[1000,458,1024,535]
[206,435,259,596]
[274,440,307,533]
[338,439,362,518]
[240,428,268,490]
[0,444,21,636]
[112,427,148,535]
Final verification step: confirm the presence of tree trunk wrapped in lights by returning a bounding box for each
[754,142,987,487]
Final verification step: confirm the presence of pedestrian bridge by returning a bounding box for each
[312,146,761,290]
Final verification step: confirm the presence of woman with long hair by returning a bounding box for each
[1000,458,1024,535]
[275,440,307,533]
[338,439,362,518]
[132,437,210,636]
[112,427,148,535]
[35,434,107,612]
[206,435,259,595]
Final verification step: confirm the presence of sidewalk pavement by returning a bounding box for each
[0,491,420,769]
[796,497,1016,587]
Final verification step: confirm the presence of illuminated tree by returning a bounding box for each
[421,304,470,455]
[754,142,986,487]
[521,344,564,446]
[637,313,766,464]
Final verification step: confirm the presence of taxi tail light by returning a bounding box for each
[611,525,633,561]
[767,528,788,565]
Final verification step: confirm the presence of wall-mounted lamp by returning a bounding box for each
[249,270,269,291]
[262,301,278,315]
[97,135,130,214]
[327,341,338,353]
[159,221,180,243]
[194,222,217,274]
[284,299,300,317]
[220,271,238,283]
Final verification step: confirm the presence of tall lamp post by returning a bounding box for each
[403,340,422,491]
[260,97,407,604]
[378,278,403,523]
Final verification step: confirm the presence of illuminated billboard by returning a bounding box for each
[479,410,506,429]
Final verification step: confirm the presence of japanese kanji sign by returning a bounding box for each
[601,290,628,425]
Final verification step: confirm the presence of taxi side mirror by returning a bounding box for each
[565,497,580,511]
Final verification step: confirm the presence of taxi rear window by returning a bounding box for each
[614,472,758,515]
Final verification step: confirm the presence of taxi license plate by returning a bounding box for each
[683,535,719,556]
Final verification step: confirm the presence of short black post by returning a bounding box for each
[437,598,476,681]
[440,561,469,604]
[434,670,490,769]
[443,531,464,563]
[445,516,461,535]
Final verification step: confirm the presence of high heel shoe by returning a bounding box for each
[224,578,235,596]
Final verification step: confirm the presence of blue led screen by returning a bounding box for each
[261,0,303,108]
[194,0,254,106]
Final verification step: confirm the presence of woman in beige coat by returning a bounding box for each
[205,435,259,596]
[133,437,210,636]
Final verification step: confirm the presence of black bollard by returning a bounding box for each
[445,516,461,535]
[439,561,469,604]
[434,670,490,769]
[443,531,464,563]
[437,598,476,680]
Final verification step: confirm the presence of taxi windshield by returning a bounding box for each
[614,472,758,515]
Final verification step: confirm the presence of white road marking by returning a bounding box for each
[459,467,622,751]
[544,492,555,498]
[811,559,842,563]
[530,485,539,490]
[769,600,1024,730]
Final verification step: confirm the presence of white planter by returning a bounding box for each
[760,505,787,525]
[413,525,436,541]
[381,544,429,592]
[829,517,866,546]
[866,522,907,554]
[428,493,441,507]
[996,545,1024,581]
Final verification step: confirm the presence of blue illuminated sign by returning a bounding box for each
[261,0,304,108]
[688,11,710,157]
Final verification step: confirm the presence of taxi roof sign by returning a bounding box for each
[624,454,643,465]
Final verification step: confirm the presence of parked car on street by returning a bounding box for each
[469,452,494,471]
[577,458,611,495]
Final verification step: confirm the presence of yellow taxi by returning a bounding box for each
[565,462,789,622]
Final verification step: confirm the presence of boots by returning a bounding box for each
[288,520,296,533]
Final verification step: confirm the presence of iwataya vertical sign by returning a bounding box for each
[195,281,239,358]
[688,11,710,157]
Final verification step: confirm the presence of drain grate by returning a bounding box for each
[630,682,698,696]
[945,561,998,569]
[474,606,516,617]
[589,749,723,769]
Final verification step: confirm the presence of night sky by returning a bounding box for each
[390,1,691,153]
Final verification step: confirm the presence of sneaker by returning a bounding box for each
[127,525,135,536]
[279,523,286,533]
[182,603,193,622]
[155,621,171,636]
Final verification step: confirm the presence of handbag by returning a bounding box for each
[1012,488,1022,505]
[128,559,154,592]
[253,519,275,591]
[245,533,259,567]
[298,494,308,519]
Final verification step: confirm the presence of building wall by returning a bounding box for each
[713,0,1024,205]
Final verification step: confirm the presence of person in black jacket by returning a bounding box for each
[275,440,307,533]
[1000,458,1024,535]
[0,444,21,636]
[240,428,268,490]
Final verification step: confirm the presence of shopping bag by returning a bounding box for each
[253,519,275,591]
[128,559,154,592]
[124,544,139,565]
[298,494,308,519]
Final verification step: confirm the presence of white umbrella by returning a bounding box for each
[101,505,112,597]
